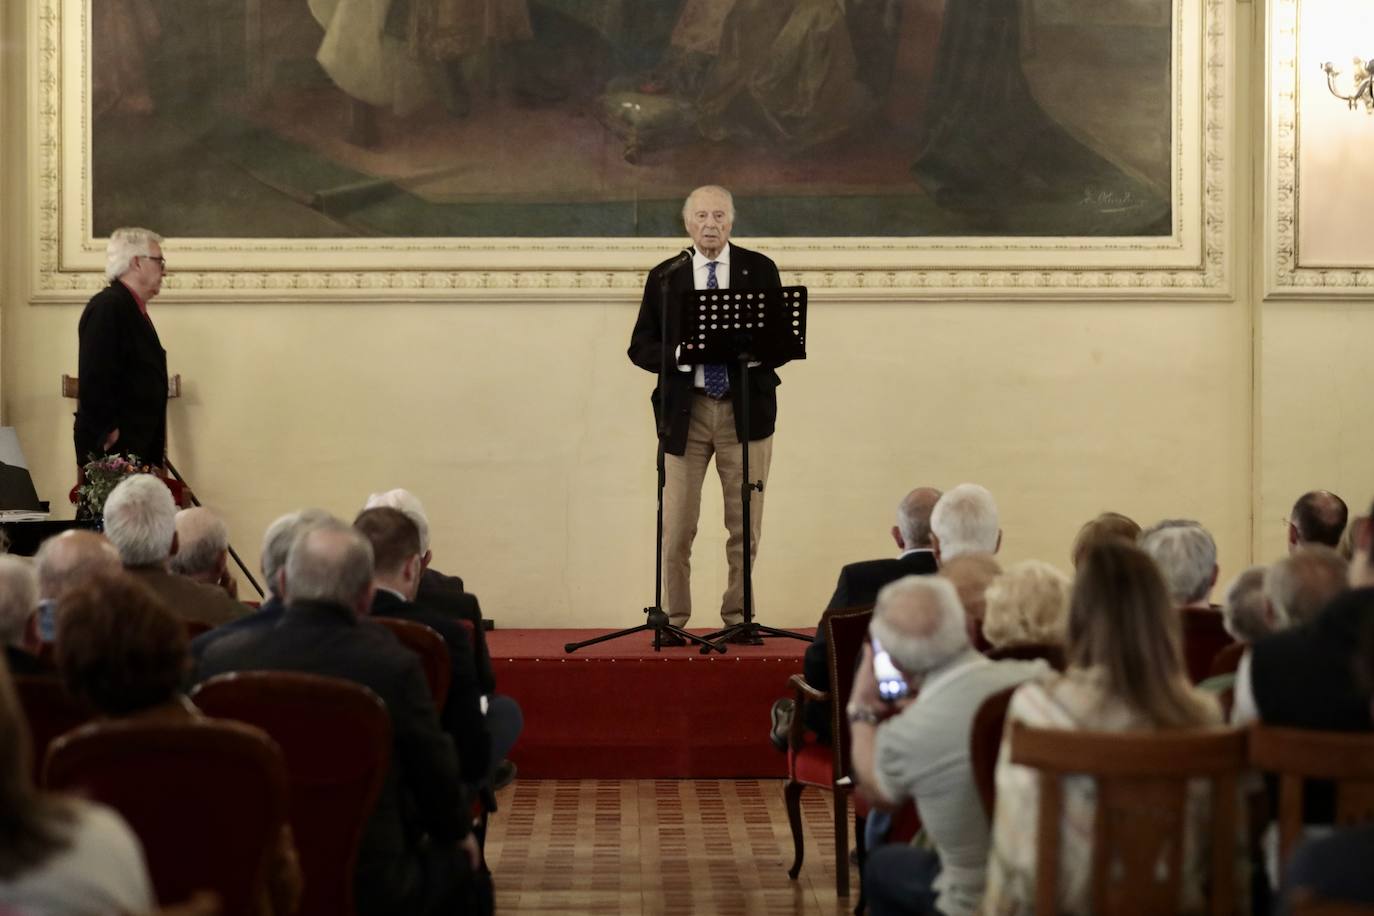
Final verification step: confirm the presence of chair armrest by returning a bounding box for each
[788,673,828,704]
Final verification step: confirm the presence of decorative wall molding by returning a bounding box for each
[31,0,1232,303]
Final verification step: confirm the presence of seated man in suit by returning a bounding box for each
[775,486,942,748]
[102,475,248,628]
[198,519,480,916]
[353,507,496,789]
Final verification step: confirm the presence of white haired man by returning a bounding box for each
[627,185,789,646]
[929,484,1002,563]
[0,556,44,675]
[1139,519,1219,608]
[170,507,233,595]
[1219,565,1275,644]
[848,576,1047,916]
[102,474,247,627]
[74,228,170,470]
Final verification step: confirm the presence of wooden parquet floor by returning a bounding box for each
[485,779,858,915]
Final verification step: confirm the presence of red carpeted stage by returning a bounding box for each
[489,629,813,779]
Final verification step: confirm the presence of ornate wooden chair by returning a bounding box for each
[192,671,391,916]
[43,718,288,916]
[374,616,451,711]
[783,605,872,898]
[1247,725,1374,868]
[971,685,1019,820]
[1009,722,1247,916]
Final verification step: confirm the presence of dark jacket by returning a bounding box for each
[197,598,468,914]
[413,567,495,696]
[74,281,168,467]
[372,588,491,783]
[627,244,788,455]
[190,594,285,662]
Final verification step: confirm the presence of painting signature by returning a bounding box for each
[1080,188,1143,213]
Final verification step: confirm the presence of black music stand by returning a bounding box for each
[684,285,810,649]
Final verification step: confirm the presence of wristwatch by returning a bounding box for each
[846,704,882,725]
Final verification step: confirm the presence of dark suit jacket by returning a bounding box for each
[5,644,50,676]
[802,550,940,740]
[197,599,468,913]
[627,245,788,455]
[372,588,491,783]
[74,281,168,467]
[189,594,285,661]
[414,567,495,695]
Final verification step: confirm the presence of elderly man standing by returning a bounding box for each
[102,475,247,627]
[848,576,1047,916]
[627,185,788,646]
[74,227,169,470]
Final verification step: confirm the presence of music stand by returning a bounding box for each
[682,285,810,649]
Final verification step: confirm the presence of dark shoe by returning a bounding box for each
[725,628,764,646]
[490,759,517,791]
[653,629,687,648]
[770,698,795,752]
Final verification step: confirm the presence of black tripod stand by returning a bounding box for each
[565,252,726,655]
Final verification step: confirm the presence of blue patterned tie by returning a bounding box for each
[703,261,729,398]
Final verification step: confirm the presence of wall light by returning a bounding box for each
[1322,58,1374,111]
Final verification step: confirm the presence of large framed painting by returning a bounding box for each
[1266,0,1374,297]
[33,0,1229,300]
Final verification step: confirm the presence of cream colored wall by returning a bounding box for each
[0,0,1356,631]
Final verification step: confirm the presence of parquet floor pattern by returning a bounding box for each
[485,779,858,915]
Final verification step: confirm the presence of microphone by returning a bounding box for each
[664,248,693,274]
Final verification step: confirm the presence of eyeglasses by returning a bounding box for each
[140,255,166,270]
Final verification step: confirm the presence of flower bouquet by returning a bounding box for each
[74,453,152,520]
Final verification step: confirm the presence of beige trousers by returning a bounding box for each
[663,394,773,627]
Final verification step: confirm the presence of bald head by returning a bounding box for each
[894,487,942,550]
[34,531,122,602]
[1289,490,1348,552]
[871,575,969,674]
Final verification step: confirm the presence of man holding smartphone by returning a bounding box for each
[847,576,1045,916]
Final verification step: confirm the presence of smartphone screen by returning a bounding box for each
[871,635,908,703]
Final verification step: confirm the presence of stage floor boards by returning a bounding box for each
[487,779,856,915]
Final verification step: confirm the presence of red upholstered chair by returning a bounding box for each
[374,616,451,711]
[1247,725,1374,869]
[1181,606,1235,684]
[13,675,92,778]
[191,672,391,916]
[783,605,873,898]
[1010,722,1247,916]
[1208,641,1247,680]
[971,685,1018,820]
[43,718,288,916]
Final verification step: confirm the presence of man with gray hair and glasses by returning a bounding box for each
[848,575,1046,916]
[74,227,170,471]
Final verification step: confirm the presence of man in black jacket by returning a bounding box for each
[74,227,169,470]
[198,519,480,916]
[627,185,790,645]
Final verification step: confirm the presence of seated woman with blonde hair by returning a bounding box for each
[981,560,1072,669]
[981,540,1225,915]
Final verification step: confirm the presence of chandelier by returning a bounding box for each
[1322,58,1374,112]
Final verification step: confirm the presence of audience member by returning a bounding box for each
[1219,565,1274,644]
[1265,545,1348,627]
[0,653,154,914]
[198,521,480,916]
[1287,489,1348,553]
[32,530,121,647]
[849,576,1046,916]
[1138,519,1219,609]
[929,484,1001,563]
[981,559,1070,666]
[938,553,1001,650]
[102,475,247,627]
[190,508,333,662]
[982,541,1221,914]
[0,556,45,675]
[789,486,942,747]
[1337,514,1365,562]
[56,572,301,916]
[169,507,233,595]
[1069,511,1141,567]
[353,507,508,788]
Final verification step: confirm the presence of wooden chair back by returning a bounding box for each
[44,718,288,916]
[192,671,391,916]
[373,617,450,711]
[1010,722,1246,916]
[825,606,875,780]
[13,675,92,778]
[1247,725,1374,867]
[971,685,1018,819]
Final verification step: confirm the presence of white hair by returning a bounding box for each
[169,507,229,578]
[364,489,430,555]
[870,575,970,675]
[105,227,163,281]
[930,484,1000,560]
[1220,565,1272,643]
[0,556,37,645]
[983,560,1072,648]
[260,508,335,597]
[682,185,736,221]
[102,474,177,566]
[1138,519,1217,605]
